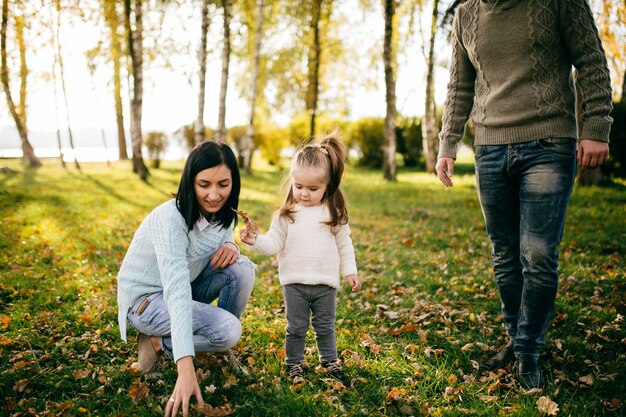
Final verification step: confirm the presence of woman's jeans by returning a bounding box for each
[283,283,338,366]
[127,256,255,358]
[474,138,576,358]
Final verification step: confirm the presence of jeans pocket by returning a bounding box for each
[537,138,575,156]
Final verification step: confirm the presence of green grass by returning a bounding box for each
[0,159,624,416]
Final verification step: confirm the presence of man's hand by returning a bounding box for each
[435,157,455,187]
[578,139,609,170]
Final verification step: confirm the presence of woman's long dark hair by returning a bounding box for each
[175,141,240,231]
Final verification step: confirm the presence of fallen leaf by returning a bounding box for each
[578,375,594,386]
[196,403,235,416]
[386,387,408,401]
[72,369,91,379]
[537,396,559,416]
[128,379,149,404]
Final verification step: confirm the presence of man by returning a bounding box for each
[435,0,612,388]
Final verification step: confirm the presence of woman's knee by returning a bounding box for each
[197,312,242,351]
[229,256,256,291]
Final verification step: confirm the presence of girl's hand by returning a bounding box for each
[239,228,258,245]
[165,356,204,417]
[210,243,238,269]
[345,274,361,292]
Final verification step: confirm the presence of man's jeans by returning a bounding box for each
[474,138,576,357]
[127,256,255,357]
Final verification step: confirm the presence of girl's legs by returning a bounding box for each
[284,283,339,373]
[283,284,311,366]
[310,286,338,364]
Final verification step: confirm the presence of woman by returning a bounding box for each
[117,141,255,416]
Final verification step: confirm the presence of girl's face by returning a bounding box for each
[291,166,328,207]
[194,164,233,215]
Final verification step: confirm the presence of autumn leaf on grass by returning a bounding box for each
[0,315,10,329]
[128,379,149,404]
[537,396,559,416]
[578,374,594,386]
[72,369,91,379]
[196,403,234,416]
[386,387,408,402]
[360,333,382,355]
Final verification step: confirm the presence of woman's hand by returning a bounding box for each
[345,274,361,292]
[239,228,258,245]
[165,356,204,417]
[210,243,239,269]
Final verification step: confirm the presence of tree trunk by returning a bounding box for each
[55,0,80,170]
[104,0,128,160]
[195,0,210,145]
[383,0,396,181]
[50,15,65,167]
[215,0,231,143]
[1,0,41,168]
[125,0,148,180]
[422,0,439,174]
[243,0,265,173]
[306,0,322,140]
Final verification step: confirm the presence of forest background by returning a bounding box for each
[1,0,625,180]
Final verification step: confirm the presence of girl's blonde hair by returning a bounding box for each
[280,130,348,232]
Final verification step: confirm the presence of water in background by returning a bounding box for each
[0,145,188,163]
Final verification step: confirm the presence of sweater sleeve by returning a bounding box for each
[559,0,613,141]
[247,214,287,256]
[438,9,477,159]
[149,207,195,362]
[335,222,358,278]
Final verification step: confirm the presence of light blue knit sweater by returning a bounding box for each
[117,199,233,361]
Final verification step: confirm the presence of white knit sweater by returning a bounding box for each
[117,199,233,361]
[247,203,357,289]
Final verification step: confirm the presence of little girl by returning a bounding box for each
[239,132,361,384]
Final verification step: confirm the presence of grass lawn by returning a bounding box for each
[0,158,624,416]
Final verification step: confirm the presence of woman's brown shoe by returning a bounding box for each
[137,333,161,373]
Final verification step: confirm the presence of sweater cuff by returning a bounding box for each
[580,119,612,143]
[437,141,458,160]
[224,241,240,253]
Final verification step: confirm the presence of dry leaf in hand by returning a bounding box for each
[231,208,260,234]
[537,396,559,416]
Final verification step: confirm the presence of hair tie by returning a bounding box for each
[316,145,329,155]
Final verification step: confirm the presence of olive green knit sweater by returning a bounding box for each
[438,0,613,159]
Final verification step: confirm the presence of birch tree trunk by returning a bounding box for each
[55,0,80,170]
[243,0,265,173]
[124,0,148,179]
[306,0,322,140]
[422,0,439,174]
[215,0,231,143]
[383,0,397,181]
[195,0,210,145]
[104,0,128,160]
[1,0,41,167]
[49,10,65,167]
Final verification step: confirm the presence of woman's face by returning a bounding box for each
[194,164,233,215]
